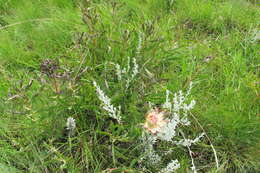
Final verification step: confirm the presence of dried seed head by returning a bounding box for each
[40,59,59,77]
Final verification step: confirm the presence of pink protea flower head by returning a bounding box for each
[143,108,168,134]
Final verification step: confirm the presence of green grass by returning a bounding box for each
[0,0,259,172]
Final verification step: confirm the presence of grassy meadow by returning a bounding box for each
[0,0,259,172]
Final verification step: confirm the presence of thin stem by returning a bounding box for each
[190,112,219,169]
[0,18,52,30]
[112,139,116,167]
[180,130,197,173]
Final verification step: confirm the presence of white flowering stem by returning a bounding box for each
[136,32,143,55]
[131,58,139,79]
[159,159,180,173]
[66,117,76,137]
[125,58,139,89]
[180,130,197,173]
[185,82,193,97]
[93,81,122,123]
[115,64,122,80]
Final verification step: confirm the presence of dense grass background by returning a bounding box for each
[0,0,259,172]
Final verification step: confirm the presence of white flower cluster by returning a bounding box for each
[140,132,161,164]
[66,117,76,136]
[114,57,139,88]
[115,63,123,81]
[147,150,162,164]
[162,90,172,111]
[93,57,140,124]
[157,115,179,141]
[131,58,139,79]
[159,159,180,173]
[141,83,204,172]
[155,83,198,143]
[174,133,205,147]
[114,32,142,86]
[93,81,122,123]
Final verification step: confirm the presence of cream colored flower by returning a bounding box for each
[143,108,168,134]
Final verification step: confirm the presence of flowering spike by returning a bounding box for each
[66,117,76,136]
[93,81,122,123]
